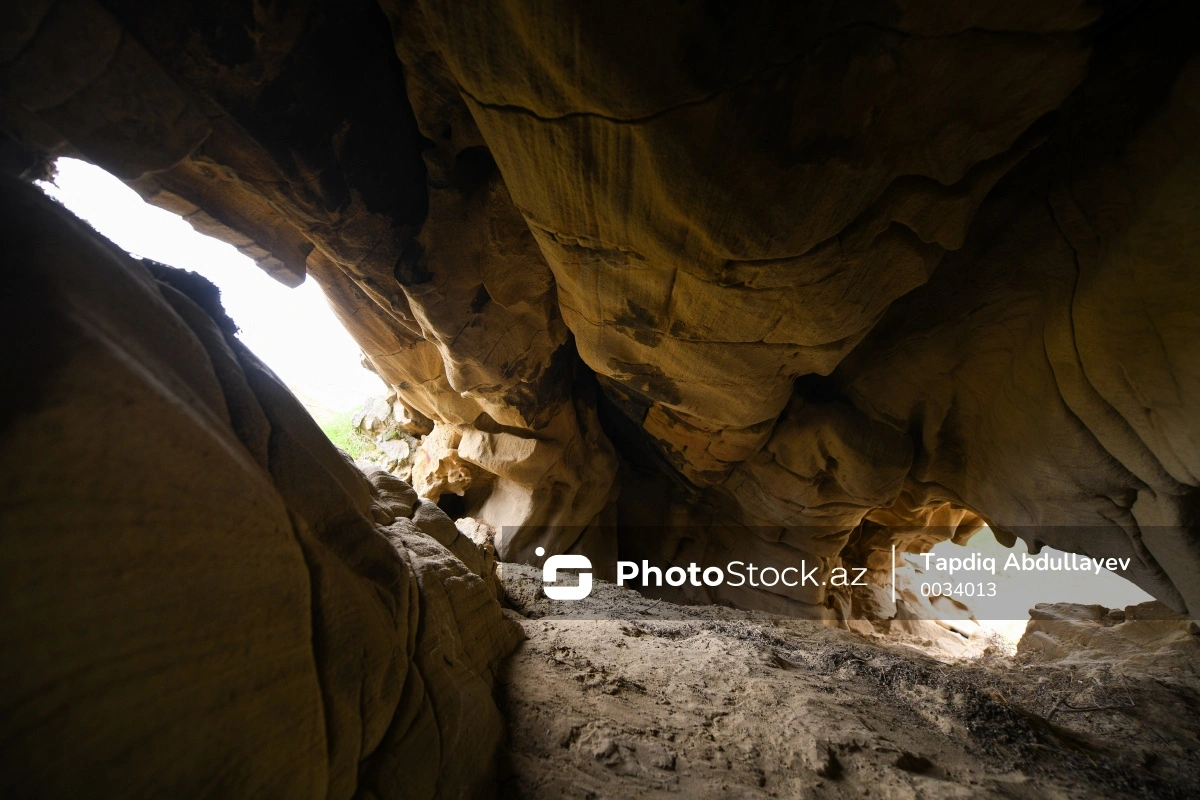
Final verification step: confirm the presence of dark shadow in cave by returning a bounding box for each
[436,491,467,521]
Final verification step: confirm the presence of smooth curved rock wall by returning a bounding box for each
[0,178,520,797]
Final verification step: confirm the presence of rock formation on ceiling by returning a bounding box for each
[2,3,1198,606]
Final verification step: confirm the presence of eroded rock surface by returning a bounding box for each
[0,179,521,797]
[2,2,1198,609]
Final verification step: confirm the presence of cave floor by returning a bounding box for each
[496,566,1200,799]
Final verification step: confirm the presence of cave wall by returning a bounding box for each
[1,0,1198,616]
[0,177,521,796]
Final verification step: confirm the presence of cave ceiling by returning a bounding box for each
[2,0,1198,615]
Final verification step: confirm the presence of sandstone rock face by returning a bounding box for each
[1019,601,1200,673]
[411,422,475,502]
[0,180,521,797]
[2,1,1198,615]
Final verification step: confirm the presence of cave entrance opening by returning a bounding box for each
[918,525,1155,647]
[37,158,385,451]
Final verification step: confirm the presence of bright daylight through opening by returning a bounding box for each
[37,158,386,432]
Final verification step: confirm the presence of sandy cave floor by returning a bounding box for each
[494,566,1200,799]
